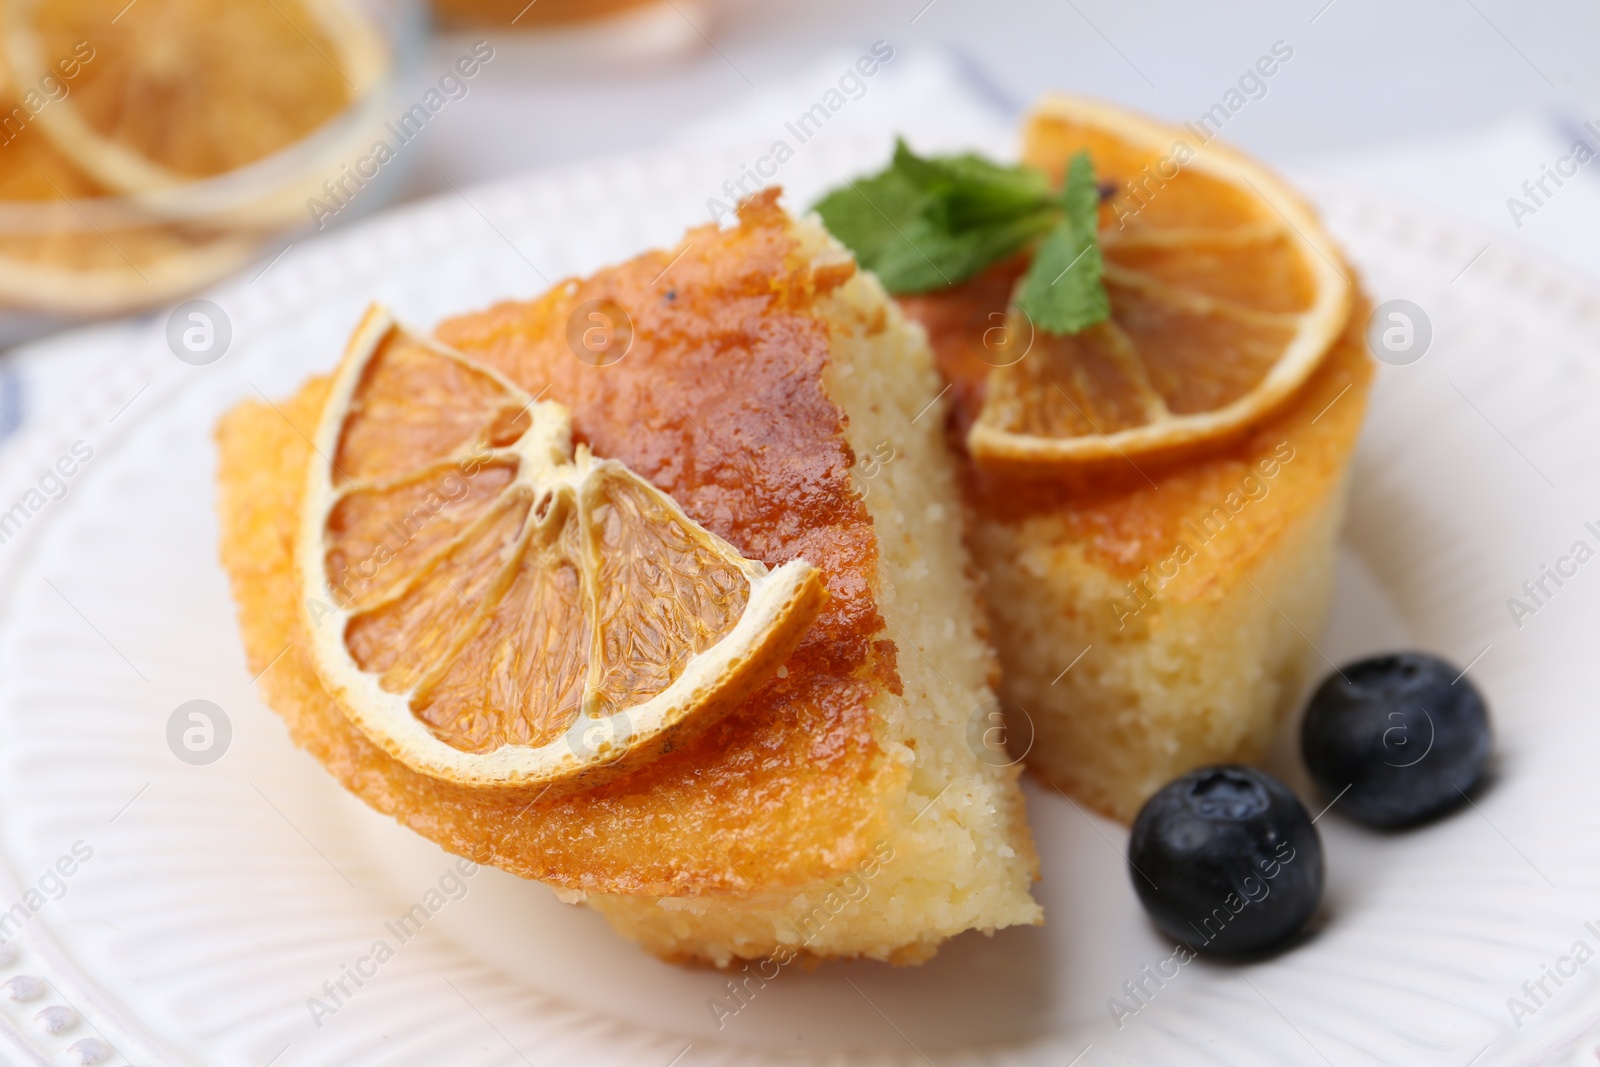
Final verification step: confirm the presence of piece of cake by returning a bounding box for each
[215,190,1042,965]
[897,97,1375,823]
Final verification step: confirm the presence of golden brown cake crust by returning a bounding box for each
[214,191,911,897]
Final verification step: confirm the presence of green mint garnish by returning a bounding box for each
[813,141,1109,335]
[1015,150,1110,335]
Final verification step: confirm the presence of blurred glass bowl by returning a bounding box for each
[0,0,424,344]
[433,0,659,26]
[430,0,707,76]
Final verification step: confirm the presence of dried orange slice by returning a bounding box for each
[296,307,828,790]
[0,121,258,313]
[967,95,1352,471]
[1,0,386,191]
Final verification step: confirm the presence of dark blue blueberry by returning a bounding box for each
[1301,652,1491,829]
[1128,765,1324,956]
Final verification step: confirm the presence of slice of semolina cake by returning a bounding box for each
[896,99,1374,824]
[968,309,1370,824]
[215,190,1040,966]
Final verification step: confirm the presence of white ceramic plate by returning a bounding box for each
[1,101,1599,1067]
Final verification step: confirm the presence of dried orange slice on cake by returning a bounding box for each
[968,95,1352,471]
[296,307,828,790]
[1,0,386,193]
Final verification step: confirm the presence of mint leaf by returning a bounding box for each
[889,140,1054,231]
[1016,151,1110,335]
[814,140,1111,334]
[811,165,930,286]
[813,140,1058,295]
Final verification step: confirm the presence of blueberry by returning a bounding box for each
[1301,652,1491,829]
[1128,766,1324,956]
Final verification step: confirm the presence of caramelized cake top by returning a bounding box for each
[217,192,908,895]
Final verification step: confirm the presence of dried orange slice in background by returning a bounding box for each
[0,124,258,312]
[1,0,386,192]
[967,95,1352,471]
[297,307,828,790]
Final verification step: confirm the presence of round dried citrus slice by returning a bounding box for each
[296,307,828,790]
[967,95,1352,471]
[1,0,386,192]
[0,120,258,313]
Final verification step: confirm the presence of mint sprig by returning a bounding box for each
[812,141,1109,335]
[811,140,1057,295]
[1016,151,1110,334]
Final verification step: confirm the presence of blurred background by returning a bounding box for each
[420,0,1600,187]
[2,0,1598,370]
[416,0,1600,270]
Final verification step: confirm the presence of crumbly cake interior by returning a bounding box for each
[587,218,1042,964]
[900,267,1373,822]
